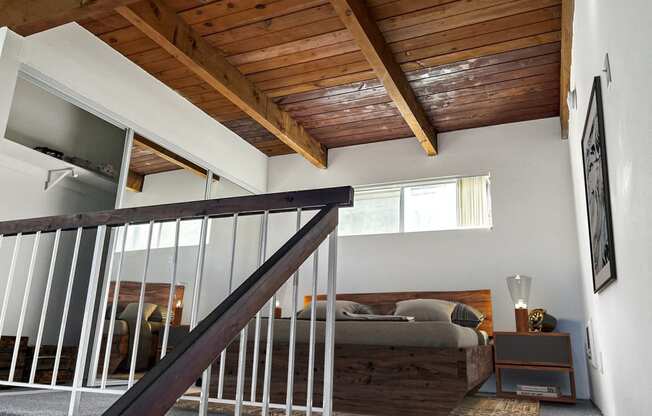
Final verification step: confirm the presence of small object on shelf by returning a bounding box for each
[528,308,558,332]
[494,332,576,404]
[506,274,532,333]
[34,146,64,159]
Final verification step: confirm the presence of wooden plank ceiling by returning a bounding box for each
[7,0,565,162]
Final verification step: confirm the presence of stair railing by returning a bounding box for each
[0,186,353,416]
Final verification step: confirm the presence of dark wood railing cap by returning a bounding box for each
[0,186,353,236]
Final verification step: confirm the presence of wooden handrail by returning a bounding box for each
[0,186,353,236]
[104,204,339,415]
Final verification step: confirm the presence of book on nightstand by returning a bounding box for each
[516,385,560,398]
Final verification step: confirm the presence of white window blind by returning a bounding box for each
[340,175,492,236]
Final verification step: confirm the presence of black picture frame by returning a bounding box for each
[581,76,617,293]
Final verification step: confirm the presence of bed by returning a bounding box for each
[208,289,494,416]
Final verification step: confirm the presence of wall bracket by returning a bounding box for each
[45,167,78,191]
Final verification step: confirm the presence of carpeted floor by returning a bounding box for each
[0,390,601,416]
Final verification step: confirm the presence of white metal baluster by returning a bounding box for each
[195,171,213,416]
[251,211,269,403]
[52,228,83,387]
[305,247,319,416]
[9,232,41,381]
[30,229,61,384]
[68,226,107,416]
[87,229,120,387]
[261,293,276,415]
[322,229,338,416]
[101,223,130,389]
[218,213,238,399]
[127,220,155,388]
[234,326,248,416]
[286,208,302,415]
[0,233,22,349]
[160,218,181,359]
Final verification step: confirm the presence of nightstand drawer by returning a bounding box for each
[494,332,572,367]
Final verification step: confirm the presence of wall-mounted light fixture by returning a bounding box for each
[567,87,578,110]
[44,167,78,191]
[603,53,613,86]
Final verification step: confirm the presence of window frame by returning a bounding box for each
[341,174,492,237]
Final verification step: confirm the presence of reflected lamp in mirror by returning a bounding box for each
[506,274,532,332]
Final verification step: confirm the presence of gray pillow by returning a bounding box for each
[451,303,485,329]
[394,299,456,322]
[119,302,158,322]
[297,300,373,321]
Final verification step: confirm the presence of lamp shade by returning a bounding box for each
[506,274,532,309]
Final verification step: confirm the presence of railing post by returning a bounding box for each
[9,232,40,382]
[68,225,107,416]
[197,170,213,416]
[127,220,155,388]
[160,219,181,359]
[101,223,130,389]
[286,208,302,415]
[322,226,338,416]
[0,234,22,346]
[305,246,319,416]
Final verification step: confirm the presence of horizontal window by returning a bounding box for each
[339,175,492,236]
[115,219,210,252]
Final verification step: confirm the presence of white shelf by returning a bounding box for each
[0,138,118,194]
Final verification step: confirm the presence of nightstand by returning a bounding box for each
[494,331,576,403]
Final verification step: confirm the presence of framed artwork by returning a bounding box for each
[581,76,617,293]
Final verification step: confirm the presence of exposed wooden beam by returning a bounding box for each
[329,0,437,155]
[560,0,574,140]
[0,0,139,36]
[117,0,328,168]
[127,170,144,192]
[134,135,209,179]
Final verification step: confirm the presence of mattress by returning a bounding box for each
[246,318,487,348]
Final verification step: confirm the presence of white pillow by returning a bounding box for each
[394,299,455,322]
[297,300,373,321]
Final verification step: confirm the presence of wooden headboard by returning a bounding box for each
[109,281,185,312]
[305,290,494,337]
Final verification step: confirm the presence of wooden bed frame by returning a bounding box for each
[209,290,494,416]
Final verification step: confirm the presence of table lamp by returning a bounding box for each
[506,274,532,333]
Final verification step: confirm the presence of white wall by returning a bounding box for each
[0,23,267,193]
[268,118,590,398]
[119,170,262,324]
[567,1,652,415]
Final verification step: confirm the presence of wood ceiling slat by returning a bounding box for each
[395,19,561,65]
[266,70,377,98]
[320,126,414,147]
[179,0,281,25]
[288,94,393,118]
[378,0,536,36]
[435,103,558,131]
[238,40,360,75]
[256,60,371,92]
[228,29,353,66]
[205,3,338,46]
[429,91,559,121]
[218,17,346,57]
[298,104,400,129]
[389,6,560,55]
[371,0,458,20]
[248,51,365,83]
[79,12,131,36]
[190,0,327,36]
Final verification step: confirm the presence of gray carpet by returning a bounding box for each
[0,391,223,416]
[0,391,602,416]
